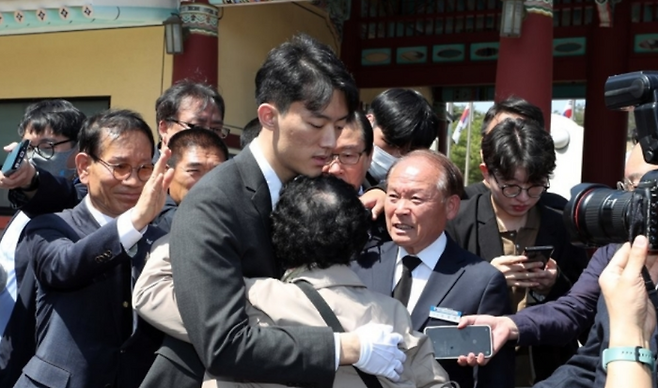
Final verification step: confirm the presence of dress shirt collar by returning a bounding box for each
[396,231,447,270]
[249,140,283,208]
[84,195,114,227]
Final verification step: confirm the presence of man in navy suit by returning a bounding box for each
[13,109,173,388]
[352,149,515,388]
[0,100,85,387]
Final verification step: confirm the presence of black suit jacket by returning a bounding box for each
[533,295,658,388]
[13,200,164,388]
[353,237,515,388]
[446,192,589,381]
[153,147,336,386]
[1,170,87,387]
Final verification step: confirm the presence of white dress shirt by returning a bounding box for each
[249,140,282,209]
[392,232,448,314]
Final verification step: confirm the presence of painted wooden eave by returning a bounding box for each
[0,1,178,35]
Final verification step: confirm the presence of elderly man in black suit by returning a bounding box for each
[353,149,515,388]
[140,33,406,388]
[13,109,173,388]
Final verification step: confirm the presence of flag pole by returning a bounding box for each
[464,101,473,186]
[446,102,454,157]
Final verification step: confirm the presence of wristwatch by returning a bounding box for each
[602,346,655,371]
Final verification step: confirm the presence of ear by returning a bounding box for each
[366,113,375,126]
[257,104,278,132]
[479,163,489,178]
[158,120,171,146]
[76,153,92,185]
[444,194,461,221]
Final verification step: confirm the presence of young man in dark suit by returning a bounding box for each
[140,34,406,388]
[352,149,515,388]
[13,109,173,388]
[446,118,588,385]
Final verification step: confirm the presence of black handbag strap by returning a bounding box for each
[294,280,385,388]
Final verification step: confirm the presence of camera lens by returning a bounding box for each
[564,184,644,247]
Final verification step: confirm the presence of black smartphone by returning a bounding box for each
[523,245,554,268]
[423,325,493,359]
[2,140,29,177]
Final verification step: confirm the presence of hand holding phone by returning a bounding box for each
[424,325,493,359]
[523,245,554,269]
[2,140,29,177]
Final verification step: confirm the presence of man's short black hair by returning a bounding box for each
[368,88,438,151]
[156,80,226,123]
[18,99,86,141]
[482,118,556,183]
[79,109,154,159]
[255,33,358,116]
[349,110,374,156]
[271,175,371,270]
[239,117,261,149]
[168,128,229,167]
[481,96,545,135]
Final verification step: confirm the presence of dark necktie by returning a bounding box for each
[392,255,422,307]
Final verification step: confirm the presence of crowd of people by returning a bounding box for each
[0,32,655,388]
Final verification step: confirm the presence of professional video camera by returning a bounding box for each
[564,71,658,251]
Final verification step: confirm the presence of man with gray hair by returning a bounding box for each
[353,149,515,388]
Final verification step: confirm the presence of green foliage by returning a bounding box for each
[448,109,484,186]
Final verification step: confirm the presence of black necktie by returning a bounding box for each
[393,255,422,307]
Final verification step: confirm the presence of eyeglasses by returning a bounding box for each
[28,139,76,160]
[324,150,366,166]
[617,179,638,192]
[491,174,549,198]
[93,156,154,182]
[168,119,230,139]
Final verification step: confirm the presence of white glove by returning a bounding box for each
[353,323,406,382]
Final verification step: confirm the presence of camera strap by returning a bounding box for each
[294,280,385,388]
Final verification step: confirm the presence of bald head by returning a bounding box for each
[625,143,657,186]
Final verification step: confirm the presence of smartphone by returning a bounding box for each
[423,325,493,359]
[1,140,29,177]
[523,245,554,268]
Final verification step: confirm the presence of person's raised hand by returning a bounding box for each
[456,314,518,366]
[600,235,656,347]
[130,148,174,231]
[530,258,558,294]
[0,142,37,190]
[359,187,386,220]
[490,255,543,288]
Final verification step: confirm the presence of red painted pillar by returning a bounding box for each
[172,1,219,86]
[340,0,361,80]
[495,5,553,131]
[581,1,630,187]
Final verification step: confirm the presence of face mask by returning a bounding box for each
[30,146,77,180]
[368,145,399,182]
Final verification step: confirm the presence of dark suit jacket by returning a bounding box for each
[1,170,87,387]
[0,212,33,388]
[13,200,164,388]
[352,237,515,388]
[533,294,658,388]
[10,167,86,218]
[446,192,590,381]
[151,195,177,233]
[153,147,336,386]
